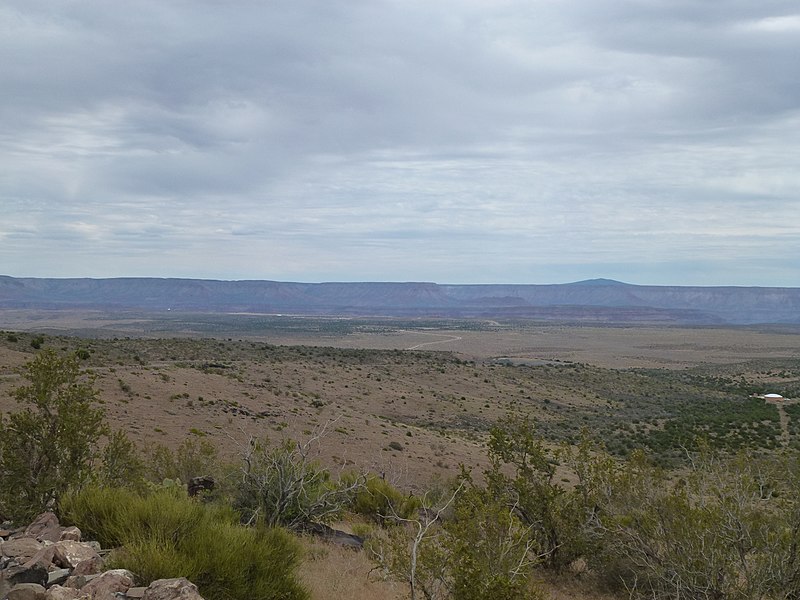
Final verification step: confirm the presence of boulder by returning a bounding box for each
[52,542,100,570]
[71,556,104,577]
[58,529,81,543]
[46,569,72,587]
[300,522,364,550]
[24,514,62,543]
[80,569,135,600]
[62,575,86,590]
[2,538,44,561]
[124,588,146,599]
[141,578,205,600]
[44,585,85,600]
[2,561,49,587]
[6,583,47,600]
[22,546,57,571]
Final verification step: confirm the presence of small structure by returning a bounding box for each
[763,393,785,402]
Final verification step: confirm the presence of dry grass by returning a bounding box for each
[298,537,406,600]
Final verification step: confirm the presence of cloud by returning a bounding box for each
[0,0,798,285]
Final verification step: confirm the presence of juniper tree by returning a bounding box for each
[0,350,107,522]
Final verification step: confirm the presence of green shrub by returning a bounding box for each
[350,475,420,523]
[145,437,219,485]
[61,486,308,600]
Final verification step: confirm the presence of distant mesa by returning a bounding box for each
[569,278,627,286]
[0,275,799,325]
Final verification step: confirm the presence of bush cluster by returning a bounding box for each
[61,486,307,600]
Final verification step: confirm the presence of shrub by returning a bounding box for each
[99,430,147,490]
[0,350,106,522]
[235,436,363,530]
[146,437,219,485]
[349,475,421,523]
[592,447,800,600]
[61,486,308,600]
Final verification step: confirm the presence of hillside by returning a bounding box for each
[2,276,800,324]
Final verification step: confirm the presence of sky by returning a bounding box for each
[1,1,799,287]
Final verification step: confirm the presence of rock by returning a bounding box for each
[22,546,57,571]
[3,561,49,587]
[142,578,204,600]
[58,529,81,543]
[124,588,146,599]
[44,586,84,600]
[300,522,364,550]
[24,514,62,543]
[6,583,47,600]
[187,476,215,498]
[80,569,135,600]
[82,542,101,555]
[47,569,72,587]
[63,575,86,590]
[2,538,44,561]
[52,542,100,569]
[72,556,104,577]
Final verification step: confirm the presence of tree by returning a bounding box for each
[0,350,107,522]
[486,417,589,570]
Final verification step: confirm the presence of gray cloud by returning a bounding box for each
[1,0,798,285]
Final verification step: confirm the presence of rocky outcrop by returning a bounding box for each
[0,514,205,600]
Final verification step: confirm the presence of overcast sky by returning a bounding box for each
[2,1,799,286]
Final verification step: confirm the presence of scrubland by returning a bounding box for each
[2,319,800,599]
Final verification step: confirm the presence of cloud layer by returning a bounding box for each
[2,1,798,285]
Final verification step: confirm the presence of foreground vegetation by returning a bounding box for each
[3,344,800,599]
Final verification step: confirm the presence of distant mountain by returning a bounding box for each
[1,276,799,324]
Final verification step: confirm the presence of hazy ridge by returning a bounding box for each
[1,276,799,324]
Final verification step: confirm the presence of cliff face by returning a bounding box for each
[1,276,798,324]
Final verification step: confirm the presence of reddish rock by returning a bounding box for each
[24,514,62,543]
[2,538,43,560]
[142,578,204,600]
[72,556,104,577]
[22,546,57,570]
[44,585,85,600]
[6,582,47,600]
[80,569,135,600]
[52,541,100,569]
